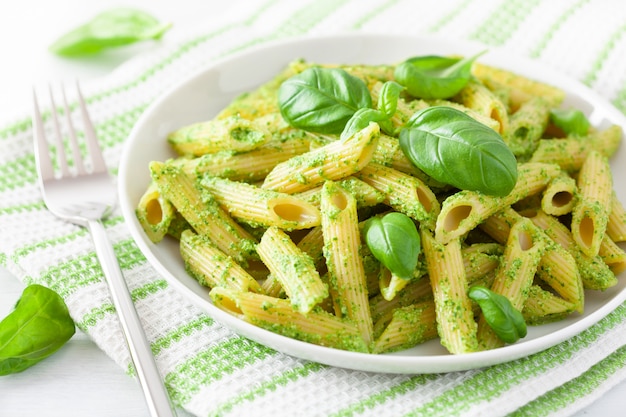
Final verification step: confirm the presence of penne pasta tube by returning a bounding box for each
[356,162,440,228]
[257,227,329,314]
[571,150,613,257]
[210,287,368,352]
[481,208,584,312]
[200,176,321,230]
[476,218,545,349]
[504,97,550,159]
[522,285,577,325]
[541,172,577,216]
[528,209,617,290]
[149,161,256,265]
[168,115,272,156]
[435,162,560,244]
[261,122,380,194]
[529,125,622,172]
[607,192,626,242]
[178,135,311,182]
[371,301,438,354]
[421,229,478,354]
[321,181,374,345]
[455,78,509,134]
[599,235,626,275]
[135,181,176,243]
[294,176,385,209]
[180,230,262,293]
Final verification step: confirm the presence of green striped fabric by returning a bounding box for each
[2,1,626,415]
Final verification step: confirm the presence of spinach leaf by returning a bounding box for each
[363,212,421,280]
[399,106,518,196]
[0,285,75,375]
[549,108,590,136]
[394,51,484,99]
[50,8,172,56]
[468,286,527,344]
[278,67,372,134]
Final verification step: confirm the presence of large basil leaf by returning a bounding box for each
[278,67,372,134]
[0,285,75,375]
[49,8,172,56]
[394,52,483,99]
[399,106,517,196]
[468,286,527,344]
[549,108,590,136]
[363,212,421,280]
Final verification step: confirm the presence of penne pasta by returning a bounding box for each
[136,181,176,243]
[371,301,438,354]
[455,78,509,134]
[200,175,321,230]
[607,192,626,242]
[541,172,577,216]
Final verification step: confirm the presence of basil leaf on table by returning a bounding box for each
[363,212,421,280]
[278,67,372,134]
[399,106,518,197]
[468,286,527,344]
[394,51,484,99]
[549,108,590,136]
[0,285,75,375]
[50,8,172,56]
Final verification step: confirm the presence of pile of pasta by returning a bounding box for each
[137,58,626,355]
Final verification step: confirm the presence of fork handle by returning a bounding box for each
[87,219,178,417]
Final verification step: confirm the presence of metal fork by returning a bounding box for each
[32,84,177,417]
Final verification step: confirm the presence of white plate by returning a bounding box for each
[119,34,626,374]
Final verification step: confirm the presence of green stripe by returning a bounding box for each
[330,373,440,417]
[151,316,215,356]
[0,202,45,216]
[428,0,474,33]
[0,154,37,192]
[403,303,626,416]
[36,238,147,299]
[469,0,541,46]
[12,215,125,260]
[351,0,400,30]
[582,24,626,86]
[77,279,169,330]
[511,345,626,416]
[209,362,326,417]
[164,336,276,403]
[529,0,590,58]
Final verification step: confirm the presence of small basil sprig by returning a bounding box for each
[278,67,372,134]
[549,108,590,136]
[468,286,527,344]
[50,8,172,56]
[363,212,421,280]
[0,285,75,375]
[340,81,404,139]
[394,51,485,99]
[399,106,518,196]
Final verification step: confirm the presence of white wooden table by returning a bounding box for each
[0,1,623,415]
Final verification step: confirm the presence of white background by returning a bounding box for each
[0,1,623,416]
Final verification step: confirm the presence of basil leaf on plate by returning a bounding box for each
[399,106,518,196]
[0,285,75,375]
[363,212,421,280]
[50,8,172,56]
[394,51,484,99]
[468,286,527,344]
[278,67,372,134]
[549,108,590,136]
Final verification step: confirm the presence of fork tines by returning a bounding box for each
[32,83,107,180]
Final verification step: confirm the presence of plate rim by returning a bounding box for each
[118,33,626,374]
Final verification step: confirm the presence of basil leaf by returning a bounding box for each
[394,51,484,99]
[50,8,172,56]
[468,286,527,344]
[399,106,518,196]
[340,108,389,140]
[0,285,75,375]
[549,108,590,136]
[377,81,404,119]
[363,212,421,280]
[278,67,372,134]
